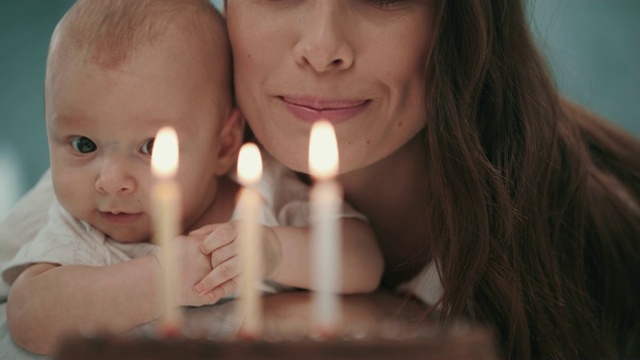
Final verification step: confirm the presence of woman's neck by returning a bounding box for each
[338,133,430,287]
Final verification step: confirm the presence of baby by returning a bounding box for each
[3,0,382,354]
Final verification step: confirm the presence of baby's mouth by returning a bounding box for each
[100,211,142,224]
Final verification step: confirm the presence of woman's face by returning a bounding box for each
[227,0,433,174]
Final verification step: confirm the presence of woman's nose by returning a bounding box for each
[293,2,354,73]
[95,157,136,195]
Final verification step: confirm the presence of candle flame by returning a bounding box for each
[151,127,179,178]
[238,143,262,185]
[309,120,338,179]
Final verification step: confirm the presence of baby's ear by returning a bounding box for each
[215,108,245,176]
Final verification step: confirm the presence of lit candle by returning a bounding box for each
[309,120,342,336]
[236,142,263,338]
[151,126,182,336]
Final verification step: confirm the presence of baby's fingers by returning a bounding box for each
[203,278,239,305]
[210,242,237,268]
[189,224,216,236]
[193,257,240,301]
[200,223,238,254]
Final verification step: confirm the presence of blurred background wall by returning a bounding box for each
[0,0,638,218]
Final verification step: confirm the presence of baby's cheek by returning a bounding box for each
[52,170,86,211]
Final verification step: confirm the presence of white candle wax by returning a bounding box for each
[236,143,263,338]
[309,120,342,336]
[151,127,183,336]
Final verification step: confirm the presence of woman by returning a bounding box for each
[225,0,640,358]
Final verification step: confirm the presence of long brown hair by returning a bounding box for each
[424,0,640,358]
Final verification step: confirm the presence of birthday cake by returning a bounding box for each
[51,291,500,359]
[53,324,498,360]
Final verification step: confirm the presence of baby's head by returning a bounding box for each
[45,0,243,243]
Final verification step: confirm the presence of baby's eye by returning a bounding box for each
[140,138,155,155]
[70,136,97,154]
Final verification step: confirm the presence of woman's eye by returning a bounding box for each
[140,138,155,155]
[370,0,405,9]
[70,136,97,154]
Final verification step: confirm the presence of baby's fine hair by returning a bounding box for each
[49,0,226,69]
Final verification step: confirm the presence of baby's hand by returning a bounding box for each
[155,233,213,307]
[191,223,241,304]
[190,222,282,304]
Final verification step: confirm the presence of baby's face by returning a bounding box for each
[45,37,229,243]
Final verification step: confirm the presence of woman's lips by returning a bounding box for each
[100,211,142,224]
[280,96,370,123]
